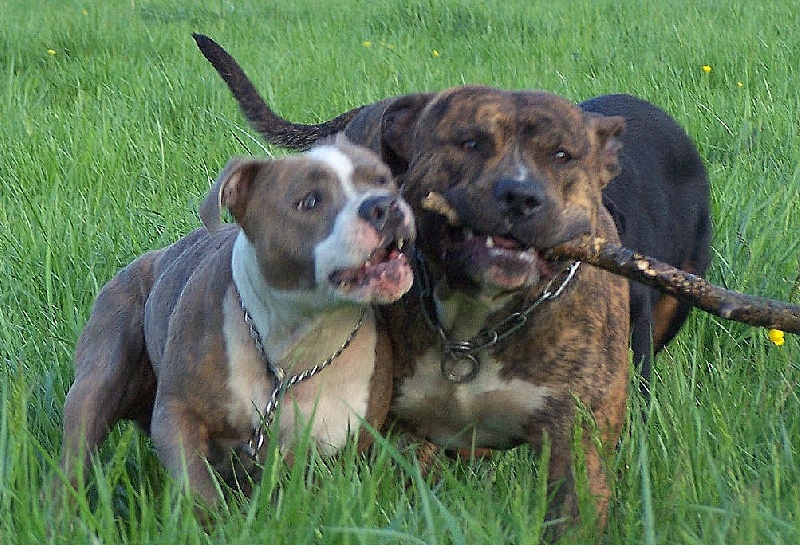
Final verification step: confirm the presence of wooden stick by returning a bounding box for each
[545,235,800,334]
[421,192,800,334]
[421,192,462,226]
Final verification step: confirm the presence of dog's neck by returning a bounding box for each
[231,231,363,368]
[432,276,519,342]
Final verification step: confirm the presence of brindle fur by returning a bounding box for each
[373,88,629,529]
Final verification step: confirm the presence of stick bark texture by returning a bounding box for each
[545,236,800,334]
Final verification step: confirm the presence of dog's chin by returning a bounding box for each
[440,228,557,292]
[328,249,413,304]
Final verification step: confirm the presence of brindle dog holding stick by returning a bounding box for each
[193,34,714,532]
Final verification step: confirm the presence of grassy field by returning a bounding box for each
[2,0,799,542]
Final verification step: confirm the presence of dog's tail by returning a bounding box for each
[193,33,363,151]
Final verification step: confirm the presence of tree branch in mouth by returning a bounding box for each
[421,191,800,334]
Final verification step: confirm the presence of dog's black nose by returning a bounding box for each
[359,195,403,233]
[494,178,547,219]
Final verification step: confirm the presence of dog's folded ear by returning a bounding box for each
[378,93,434,176]
[200,157,262,231]
[586,113,626,187]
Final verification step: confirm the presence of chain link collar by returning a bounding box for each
[237,291,365,462]
[413,247,580,383]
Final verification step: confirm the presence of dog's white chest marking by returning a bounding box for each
[222,288,376,455]
[222,289,271,429]
[275,315,376,455]
[396,349,552,449]
[396,283,552,448]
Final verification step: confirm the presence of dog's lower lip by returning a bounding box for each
[536,252,557,277]
[442,225,561,279]
[489,234,523,250]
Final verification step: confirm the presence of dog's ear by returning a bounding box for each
[379,93,434,176]
[200,157,261,231]
[588,113,626,187]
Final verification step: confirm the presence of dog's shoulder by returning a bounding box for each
[144,225,238,331]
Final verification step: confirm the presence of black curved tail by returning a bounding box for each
[193,33,362,151]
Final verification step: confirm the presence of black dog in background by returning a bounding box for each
[583,94,712,387]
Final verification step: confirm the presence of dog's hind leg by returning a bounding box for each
[628,285,656,394]
[60,257,158,489]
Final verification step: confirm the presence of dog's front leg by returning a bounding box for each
[545,422,614,541]
[544,431,579,528]
[150,397,220,505]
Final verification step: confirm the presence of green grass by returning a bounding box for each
[2,0,799,542]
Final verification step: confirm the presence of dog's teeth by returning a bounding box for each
[464,229,475,241]
[485,236,494,249]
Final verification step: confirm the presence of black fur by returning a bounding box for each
[583,94,712,386]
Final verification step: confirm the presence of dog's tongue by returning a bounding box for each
[491,235,523,250]
[330,249,408,288]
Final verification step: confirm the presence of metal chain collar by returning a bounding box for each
[238,293,365,461]
[414,247,581,383]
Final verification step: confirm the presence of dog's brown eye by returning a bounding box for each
[552,149,572,164]
[375,175,389,186]
[297,192,319,211]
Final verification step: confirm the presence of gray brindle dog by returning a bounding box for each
[60,137,415,504]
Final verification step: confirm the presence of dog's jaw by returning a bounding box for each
[415,210,562,295]
[326,245,413,304]
[439,221,560,292]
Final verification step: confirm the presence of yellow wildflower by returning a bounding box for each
[737,81,744,87]
[702,65,712,73]
[767,329,785,346]
[432,49,440,57]
[47,49,56,55]
[362,41,371,48]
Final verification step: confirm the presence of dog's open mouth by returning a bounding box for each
[420,192,558,289]
[329,238,413,303]
[441,225,558,289]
